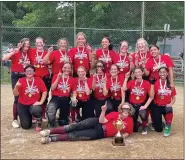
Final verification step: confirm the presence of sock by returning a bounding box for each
[42,104,46,119]
[71,109,76,122]
[50,126,66,134]
[57,134,68,141]
[142,121,147,128]
[164,112,173,126]
[13,103,18,120]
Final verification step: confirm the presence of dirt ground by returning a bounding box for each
[1,85,184,159]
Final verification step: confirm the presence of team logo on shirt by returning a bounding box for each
[117,60,129,69]
[74,52,87,60]
[158,88,172,96]
[24,86,39,96]
[35,55,44,68]
[131,87,144,96]
[96,79,103,88]
[99,56,111,63]
[60,55,70,63]
[76,84,85,93]
[18,58,30,68]
[110,82,121,92]
[153,62,167,71]
[57,82,70,91]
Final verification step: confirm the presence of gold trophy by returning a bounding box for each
[112,116,125,146]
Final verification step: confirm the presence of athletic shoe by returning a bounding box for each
[163,125,171,137]
[35,121,42,132]
[150,123,155,131]
[142,127,148,135]
[12,120,20,128]
[32,119,37,124]
[41,137,51,144]
[40,130,50,137]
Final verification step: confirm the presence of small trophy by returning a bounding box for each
[112,116,125,146]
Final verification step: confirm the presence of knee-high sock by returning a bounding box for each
[164,113,173,125]
[50,126,66,134]
[42,104,46,119]
[13,103,18,120]
[71,109,76,122]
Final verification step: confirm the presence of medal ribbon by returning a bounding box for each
[62,75,69,90]
[153,55,161,68]
[96,74,104,89]
[119,54,127,68]
[102,49,110,63]
[36,50,44,63]
[134,79,143,96]
[111,76,118,92]
[26,78,35,94]
[159,79,167,95]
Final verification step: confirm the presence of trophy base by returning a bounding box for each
[112,137,125,146]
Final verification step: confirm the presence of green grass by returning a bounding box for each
[1,66,11,84]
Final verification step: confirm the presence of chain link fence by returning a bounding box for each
[1,1,184,84]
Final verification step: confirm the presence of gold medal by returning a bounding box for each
[114,92,117,96]
[28,93,32,97]
[99,89,103,93]
[37,64,40,68]
[79,94,82,97]
[136,96,140,100]
[120,68,123,71]
[63,90,66,93]
[80,60,83,64]
[160,95,164,99]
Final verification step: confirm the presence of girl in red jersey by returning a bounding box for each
[122,67,154,134]
[70,66,94,122]
[29,37,52,119]
[132,38,152,69]
[13,65,47,130]
[47,63,74,127]
[91,37,116,76]
[151,67,176,136]
[143,44,175,88]
[40,102,134,144]
[68,32,92,77]
[106,64,125,112]
[90,60,111,117]
[113,41,134,76]
[43,38,72,75]
[2,38,31,128]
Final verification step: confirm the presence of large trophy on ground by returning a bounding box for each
[112,115,125,146]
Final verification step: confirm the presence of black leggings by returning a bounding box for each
[47,96,70,127]
[17,103,42,129]
[111,99,121,112]
[42,75,52,105]
[64,118,105,140]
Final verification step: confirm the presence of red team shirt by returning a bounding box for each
[96,49,116,73]
[127,79,151,104]
[18,77,47,105]
[73,78,92,101]
[89,73,110,100]
[154,79,177,106]
[132,51,152,67]
[69,47,90,74]
[51,75,75,97]
[146,55,174,80]
[104,112,133,137]
[113,54,130,75]
[29,48,49,78]
[10,51,31,72]
[106,74,125,100]
[49,50,73,75]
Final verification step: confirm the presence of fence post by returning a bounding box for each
[74,1,76,46]
[141,1,145,38]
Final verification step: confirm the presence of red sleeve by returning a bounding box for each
[165,55,174,68]
[39,78,47,92]
[172,88,177,96]
[18,78,24,92]
[105,112,118,121]
[123,116,133,135]
[49,51,55,63]
[51,74,58,84]
[106,78,111,90]
[127,80,131,90]
[87,78,92,90]
[145,59,151,72]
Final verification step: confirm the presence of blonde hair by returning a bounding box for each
[57,38,69,49]
[76,32,87,46]
[135,38,149,53]
[118,102,135,116]
[77,66,87,73]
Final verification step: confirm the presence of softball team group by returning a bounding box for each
[2,32,176,144]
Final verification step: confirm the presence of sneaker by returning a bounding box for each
[40,130,50,137]
[163,125,171,137]
[12,120,20,128]
[35,121,42,132]
[41,137,51,144]
[150,123,155,131]
[32,119,37,124]
[142,127,148,135]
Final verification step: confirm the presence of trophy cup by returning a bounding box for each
[112,116,125,146]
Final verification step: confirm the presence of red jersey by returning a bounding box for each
[10,51,31,72]
[49,50,73,75]
[106,74,125,100]
[69,47,90,74]
[154,79,177,106]
[51,75,75,97]
[127,79,151,104]
[29,48,49,78]
[96,49,116,73]
[113,54,130,75]
[104,112,133,137]
[146,55,174,80]
[89,73,110,100]
[73,77,92,101]
[132,51,152,67]
[18,77,47,105]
